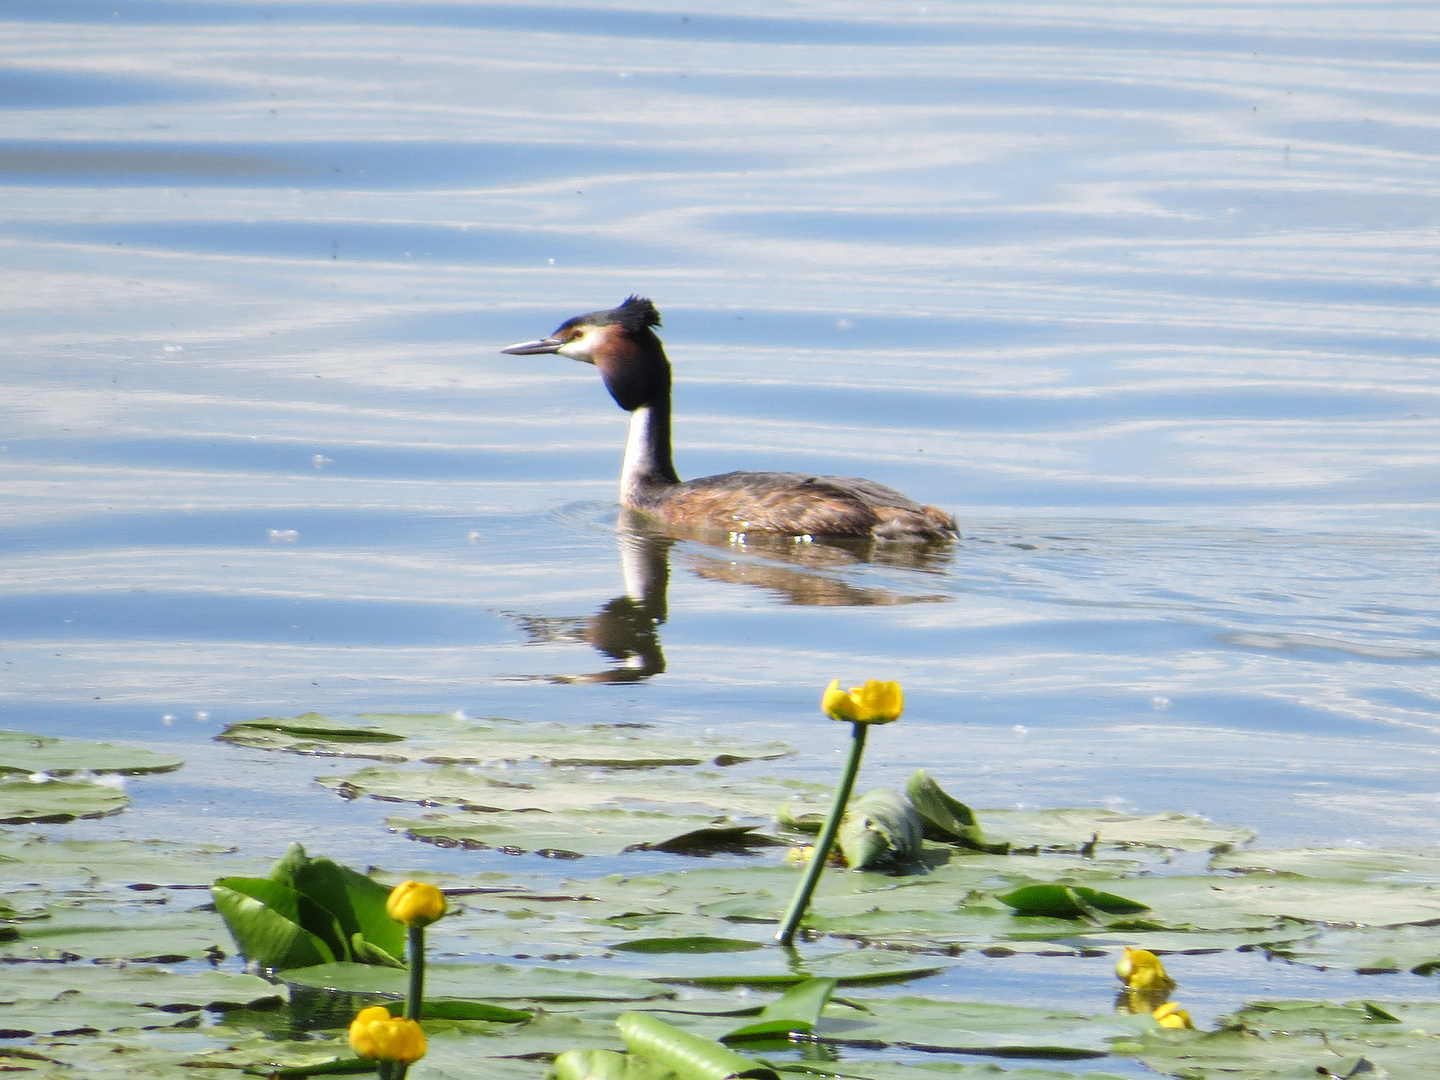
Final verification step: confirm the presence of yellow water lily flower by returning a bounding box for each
[822,679,904,724]
[1152,1001,1194,1029]
[349,1006,427,1063]
[386,880,447,927]
[1115,946,1175,992]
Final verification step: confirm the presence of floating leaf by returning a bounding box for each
[0,731,183,777]
[999,884,1150,920]
[982,808,1254,853]
[282,961,672,1002]
[0,777,129,824]
[612,937,766,955]
[220,713,791,769]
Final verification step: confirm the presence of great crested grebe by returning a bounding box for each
[503,296,958,541]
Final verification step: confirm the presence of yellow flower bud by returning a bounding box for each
[1152,1001,1193,1029]
[386,880,447,927]
[821,679,903,724]
[349,1006,427,1063]
[1116,946,1174,993]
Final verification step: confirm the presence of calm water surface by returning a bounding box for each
[2,0,1439,1031]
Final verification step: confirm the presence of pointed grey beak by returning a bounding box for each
[501,336,564,355]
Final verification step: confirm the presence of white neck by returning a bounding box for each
[619,404,677,507]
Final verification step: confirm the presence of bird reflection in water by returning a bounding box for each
[504,515,952,684]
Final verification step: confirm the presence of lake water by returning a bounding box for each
[2,0,1439,1038]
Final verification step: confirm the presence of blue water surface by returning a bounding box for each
[1,0,1438,1042]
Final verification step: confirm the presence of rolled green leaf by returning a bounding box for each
[906,771,1009,854]
[211,879,340,971]
[270,844,406,962]
[553,1049,674,1080]
[616,1012,778,1080]
[838,788,924,871]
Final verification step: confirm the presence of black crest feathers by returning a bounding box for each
[611,295,661,331]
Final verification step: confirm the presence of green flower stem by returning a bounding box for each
[405,924,425,1020]
[775,721,869,947]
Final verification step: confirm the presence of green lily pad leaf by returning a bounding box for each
[657,957,946,989]
[1000,884,1149,920]
[981,808,1254,853]
[554,1048,677,1080]
[282,961,672,1002]
[220,712,791,769]
[838,788,924,871]
[1113,874,1440,932]
[377,999,532,1023]
[0,962,285,1011]
[0,731,183,777]
[0,964,285,1039]
[217,713,409,755]
[392,807,764,860]
[906,771,1008,853]
[1119,1000,1440,1078]
[816,996,1137,1059]
[0,833,267,889]
[2,904,232,964]
[0,777,129,824]
[613,937,766,955]
[1261,923,1440,975]
[724,977,837,1042]
[322,764,825,822]
[1211,847,1440,885]
[617,1010,779,1080]
[211,879,341,970]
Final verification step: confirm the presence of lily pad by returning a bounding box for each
[0,964,284,1038]
[281,961,673,1002]
[0,777,129,824]
[0,731,183,777]
[980,808,1254,853]
[1117,999,1440,1078]
[219,713,792,769]
[391,807,766,860]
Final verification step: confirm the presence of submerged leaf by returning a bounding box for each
[838,788,924,871]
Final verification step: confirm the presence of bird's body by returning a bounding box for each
[503,296,958,541]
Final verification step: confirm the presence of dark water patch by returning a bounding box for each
[0,67,228,110]
[0,139,728,189]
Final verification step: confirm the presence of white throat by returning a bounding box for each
[620,405,658,506]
